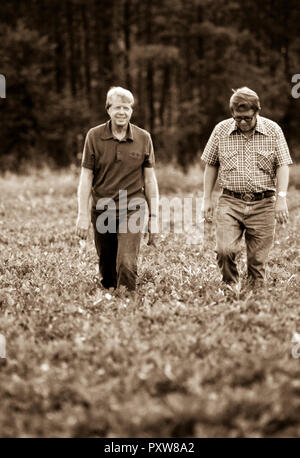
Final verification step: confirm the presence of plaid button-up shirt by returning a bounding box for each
[201,115,292,192]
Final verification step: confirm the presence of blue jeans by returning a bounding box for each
[91,210,142,291]
[215,194,276,283]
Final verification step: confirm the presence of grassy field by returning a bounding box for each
[0,165,299,438]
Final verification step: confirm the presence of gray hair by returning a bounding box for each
[230,87,261,112]
[105,86,134,109]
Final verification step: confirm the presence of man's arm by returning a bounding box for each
[275,165,290,224]
[144,167,159,245]
[76,167,93,239]
[202,164,219,221]
[200,123,220,222]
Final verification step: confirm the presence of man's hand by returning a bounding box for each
[147,232,159,247]
[147,216,159,247]
[275,196,289,224]
[202,197,214,223]
[76,215,90,239]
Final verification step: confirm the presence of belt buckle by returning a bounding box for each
[242,192,255,201]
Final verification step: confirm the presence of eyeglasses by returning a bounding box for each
[233,115,255,122]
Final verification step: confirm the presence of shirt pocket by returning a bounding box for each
[128,151,143,161]
[220,150,238,171]
[257,150,275,177]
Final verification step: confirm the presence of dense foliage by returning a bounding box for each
[0,0,299,170]
[0,166,299,437]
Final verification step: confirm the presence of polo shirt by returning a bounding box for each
[81,121,155,210]
[201,115,292,192]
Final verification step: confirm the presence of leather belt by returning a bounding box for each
[223,188,275,201]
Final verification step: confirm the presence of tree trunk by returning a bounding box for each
[66,0,76,96]
[124,0,132,89]
[159,66,170,126]
[53,1,65,93]
[81,3,91,98]
[146,0,154,132]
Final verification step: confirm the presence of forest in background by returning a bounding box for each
[0,0,299,171]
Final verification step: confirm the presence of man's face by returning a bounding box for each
[232,108,257,132]
[107,95,133,128]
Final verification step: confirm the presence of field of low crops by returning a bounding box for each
[0,165,299,437]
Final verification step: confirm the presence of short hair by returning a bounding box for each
[105,86,134,109]
[229,87,261,112]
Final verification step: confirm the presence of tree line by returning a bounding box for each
[0,0,299,171]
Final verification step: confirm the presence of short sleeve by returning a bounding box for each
[201,126,220,166]
[81,129,95,170]
[274,126,293,167]
[143,133,155,168]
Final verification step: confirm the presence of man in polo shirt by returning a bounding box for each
[76,87,159,291]
[201,87,292,286]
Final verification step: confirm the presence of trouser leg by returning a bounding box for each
[215,196,244,283]
[92,210,118,289]
[97,232,118,288]
[117,230,142,291]
[244,197,275,281]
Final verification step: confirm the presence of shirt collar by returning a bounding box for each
[255,115,268,135]
[101,121,134,141]
[228,114,268,136]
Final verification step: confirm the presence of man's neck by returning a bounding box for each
[242,129,254,138]
[111,123,128,140]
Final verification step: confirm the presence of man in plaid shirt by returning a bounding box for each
[201,87,292,286]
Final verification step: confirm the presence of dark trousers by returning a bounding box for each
[91,210,142,291]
